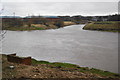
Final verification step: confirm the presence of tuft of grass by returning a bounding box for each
[51,62,78,68]
[32,58,51,65]
[34,27,45,30]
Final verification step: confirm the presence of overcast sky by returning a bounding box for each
[1,0,119,2]
[0,1,119,16]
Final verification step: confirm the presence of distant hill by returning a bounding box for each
[0,16,21,18]
[25,16,59,18]
[43,16,59,18]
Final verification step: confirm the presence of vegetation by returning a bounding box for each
[2,14,119,31]
[32,58,51,65]
[4,26,46,31]
[2,18,65,31]
[32,60,78,68]
[2,18,23,28]
[83,21,120,32]
[63,21,76,26]
[32,58,78,68]
[59,14,120,22]
[54,20,64,28]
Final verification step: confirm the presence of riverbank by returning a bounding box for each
[2,54,120,79]
[4,24,56,31]
[83,21,120,32]
[3,21,76,31]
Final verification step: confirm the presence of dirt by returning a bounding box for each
[1,54,120,80]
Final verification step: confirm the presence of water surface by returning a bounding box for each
[3,25,118,73]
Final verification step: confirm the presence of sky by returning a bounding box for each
[1,0,119,2]
[0,0,119,16]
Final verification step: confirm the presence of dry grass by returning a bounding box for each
[64,21,76,26]
[83,21,120,32]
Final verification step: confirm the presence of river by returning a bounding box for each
[2,25,118,73]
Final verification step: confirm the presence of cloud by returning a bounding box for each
[1,2,118,16]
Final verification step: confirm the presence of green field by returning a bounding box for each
[83,21,120,32]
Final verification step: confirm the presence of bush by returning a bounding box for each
[54,20,64,28]
[2,18,23,28]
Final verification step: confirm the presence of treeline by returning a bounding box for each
[108,14,120,21]
[58,14,120,22]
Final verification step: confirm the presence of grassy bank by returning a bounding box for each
[83,21,120,32]
[2,54,120,79]
[4,24,57,31]
[3,21,76,31]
